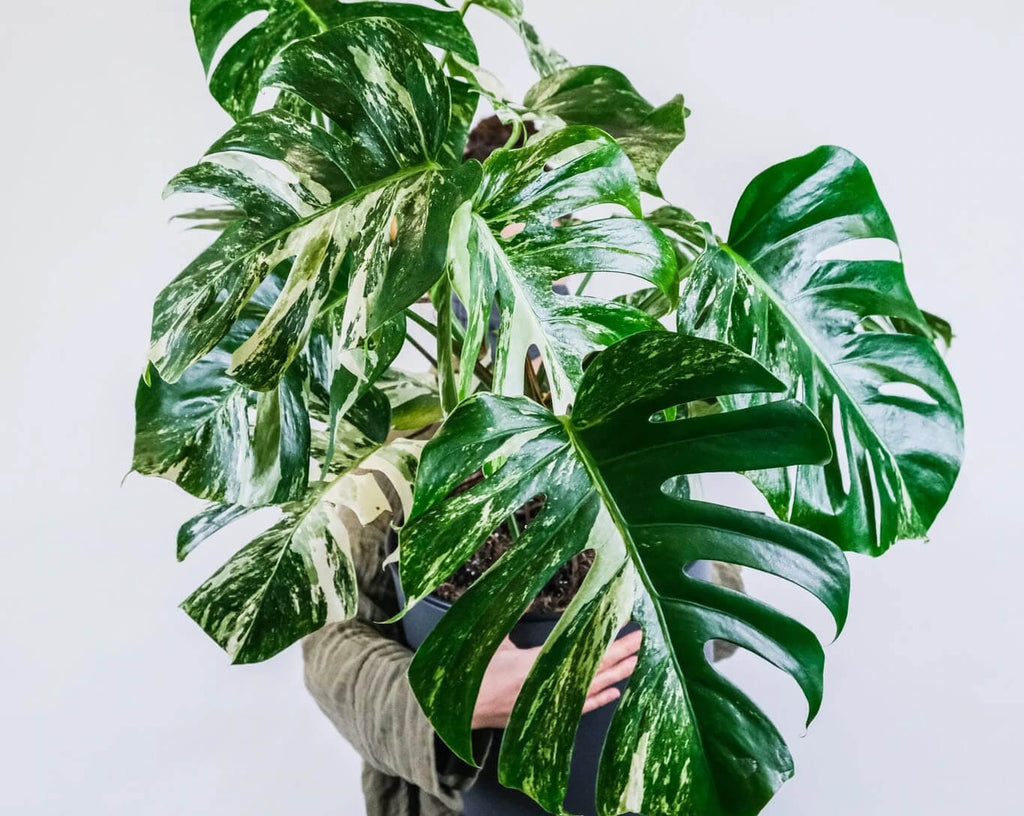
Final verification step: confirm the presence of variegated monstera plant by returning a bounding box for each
[132,2,964,814]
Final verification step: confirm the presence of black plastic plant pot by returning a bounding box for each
[386,543,641,816]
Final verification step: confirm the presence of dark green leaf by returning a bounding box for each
[400,331,848,816]
[679,146,964,554]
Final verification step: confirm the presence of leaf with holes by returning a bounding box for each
[445,126,677,413]
[149,19,480,389]
[678,146,963,554]
[399,331,848,816]
[183,421,423,663]
[134,273,311,506]
[191,0,478,120]
[524,66,688,195]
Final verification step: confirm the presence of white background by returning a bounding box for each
[2,1,1021,813]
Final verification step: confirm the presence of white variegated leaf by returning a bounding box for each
[183,429,423,663]
[134,273,310,506]
[524,66,688,196]
[447,126,677,413]
[148,19,480,388]
[190,0,478,120]
[470,0,568,77]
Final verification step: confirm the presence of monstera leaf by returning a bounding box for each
[469,0,568,77]
[135,253,403,509]
[149,19,478,390]
[679,146,964,554]
[399,331,849,816]
[134,273,311,506]
[190,0,478,120]
[524,66,687,196]
[446,126,676,413]
[182,402,423,663]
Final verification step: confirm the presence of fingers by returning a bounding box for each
[590,652,639,695]
[581,685,621,715]
[596,629,642,672]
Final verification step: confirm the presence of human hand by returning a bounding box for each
[471,629,643,730]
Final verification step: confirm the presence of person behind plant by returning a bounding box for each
[301,118,741,816]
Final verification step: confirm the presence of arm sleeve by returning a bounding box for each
[301,467,490,808]
[302,620,487,808]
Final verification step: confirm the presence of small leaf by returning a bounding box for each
[177,502,258,562]
[525,66,688,195]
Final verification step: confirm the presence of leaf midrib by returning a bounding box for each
[561,415,731,809]
[719,243,910,534]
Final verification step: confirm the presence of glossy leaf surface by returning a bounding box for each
[524,66,687,195]
[191,0,477,119]
[399,331,849,816]
[679,146,963,554]
[183,430,423,663]
[149,19,476,387]
[134,274,310,505]
[447,126,676,412]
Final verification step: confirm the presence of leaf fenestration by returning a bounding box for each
[447,126,677,413]
[149,19,478,388]
[680,146,964,554]
[400,331,848,816]
[191,0,478,119]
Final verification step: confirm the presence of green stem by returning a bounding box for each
[503,117,524,150]
[405,308,439,336]
[439,0,475,72]
[435,277,459,413]
[405,332,438,370]
[574,271,594,296]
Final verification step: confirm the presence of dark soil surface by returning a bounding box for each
[462,115,537,162]
[433,474,594,615]
[432,119,588,615]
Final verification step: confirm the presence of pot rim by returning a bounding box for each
[385,530,564,622]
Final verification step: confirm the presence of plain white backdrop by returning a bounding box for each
[2,1,1020,813]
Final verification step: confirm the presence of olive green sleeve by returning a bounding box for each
[301,476,489,808]
[302,620,488,809]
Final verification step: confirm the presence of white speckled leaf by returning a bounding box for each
[447,126,677,413]
[524,66,688,196]
[679,146,964,555]
[182,428,423,663]
[190,0,478,120]
[134,273,310,506]
[148,19,478,387]
[400,331,849,816]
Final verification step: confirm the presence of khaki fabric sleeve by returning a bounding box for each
[301,472,488,809]
[302,620,485,809]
